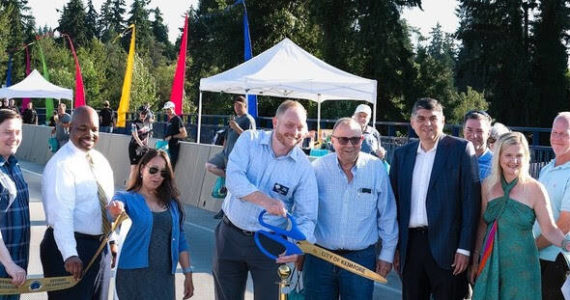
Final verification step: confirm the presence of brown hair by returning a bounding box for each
[275,100,306,118]
[0,109,21,124]
[127,148,185,224]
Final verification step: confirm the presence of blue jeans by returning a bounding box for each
[303,245,376,300]
[99,126,113,133]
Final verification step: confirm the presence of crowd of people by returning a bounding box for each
[0,95,567,300]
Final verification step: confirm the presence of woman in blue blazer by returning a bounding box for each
[108,149,194,299]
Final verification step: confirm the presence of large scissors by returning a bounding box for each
[254,210,387,283]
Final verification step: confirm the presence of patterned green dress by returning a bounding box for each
[473,178,541,300]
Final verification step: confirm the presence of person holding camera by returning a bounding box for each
[128,106,153,184]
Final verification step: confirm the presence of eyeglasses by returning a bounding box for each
[147,166,168,178]
[332,135,362,145]
[464,110,492,122]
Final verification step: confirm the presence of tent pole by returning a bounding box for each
[372,101,377,129]
[317,96,321,144]
[197,92,203,144]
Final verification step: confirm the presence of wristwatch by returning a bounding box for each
[182,266,194,274]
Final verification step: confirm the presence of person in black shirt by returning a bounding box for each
[127,106,153,183]
[22,102,38,125]
[99,101,115,133]
[163,101,187,169]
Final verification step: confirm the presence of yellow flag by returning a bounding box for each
[117,25,136,127]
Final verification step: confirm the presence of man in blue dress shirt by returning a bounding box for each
[303,117,398,300]
[212,100,318,300]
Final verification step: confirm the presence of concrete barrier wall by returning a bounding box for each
[18,125,224,212]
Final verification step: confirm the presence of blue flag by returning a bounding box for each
[234,0,258,118]
[5,54,12,87]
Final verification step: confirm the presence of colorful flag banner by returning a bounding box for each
[117,25,136,128]
[5,54,12,87]
[234,0,257,117]
[169,15,188,116]
[63,34,85,108]
[21,45,31,111]
[36,37,54,121]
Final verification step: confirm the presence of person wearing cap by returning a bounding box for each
[463,110,493,180]
[98,101,115,133]
[163,101,187,169]
[352,104,386,160]
[52,103,72,149]
[206,96,256,219]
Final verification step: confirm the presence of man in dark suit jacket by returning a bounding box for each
[389,98,481,299]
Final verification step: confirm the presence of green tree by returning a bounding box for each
[127,0,153,53]
[450,86,488,124]
[85,0,99,41]
[530,0,569,125]
[100,0,126,43]
[456,0,535,126]
[57,0,88,47]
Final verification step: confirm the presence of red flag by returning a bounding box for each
[169,15,188,116]
[64,34,85,107]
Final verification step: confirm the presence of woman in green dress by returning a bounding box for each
[470,132,570,300]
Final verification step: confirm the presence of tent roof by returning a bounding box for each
[200,38,377,104]
[0,69,73,100]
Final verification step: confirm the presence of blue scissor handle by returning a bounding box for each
[254,210,306,260]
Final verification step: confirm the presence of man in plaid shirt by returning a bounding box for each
[0,109,30,300]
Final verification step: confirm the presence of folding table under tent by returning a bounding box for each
[198,38,378,143]
[0,69,74,106]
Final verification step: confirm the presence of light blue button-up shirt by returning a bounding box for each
[223,130,318,242]
[312,153,398,262]
[533,159,570,263]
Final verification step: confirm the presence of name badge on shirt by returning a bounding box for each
[272,183,289,196]
[358,188,372,194]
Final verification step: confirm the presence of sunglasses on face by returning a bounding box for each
[332,135,362,145]
[147,166,168,178]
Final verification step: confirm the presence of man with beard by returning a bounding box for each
[212,100,318,299]
[533,112,570,300]
[0,109,30,300]
[304,118,397,300]
[41,106,114,300]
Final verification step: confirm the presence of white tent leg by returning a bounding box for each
[197,92,203,144]
[317,96,321,143]
[372,102,377,129]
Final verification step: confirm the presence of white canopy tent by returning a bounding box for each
[0,69,73,103]
[198,38,377,143]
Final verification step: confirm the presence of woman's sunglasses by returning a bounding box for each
[147,166,168,178]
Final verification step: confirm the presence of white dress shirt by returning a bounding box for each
[409,139,438,228]
[42,141,114,261]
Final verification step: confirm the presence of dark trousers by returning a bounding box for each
[540,253,569,300]
[402,229,468,300]
[213,219,284,300]
[40,228,110,300]
[168,140,180,169]
[303,245,376,300]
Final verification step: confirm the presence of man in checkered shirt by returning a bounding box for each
[0,109,30,300]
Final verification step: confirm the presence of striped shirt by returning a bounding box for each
[222,130,318,242]
[312,153,398,262]
[0,156,30,277]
